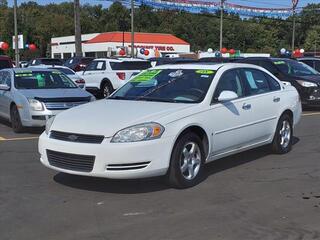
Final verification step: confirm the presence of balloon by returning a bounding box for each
[1,42,9,51]
[25,44,29,48]
[144,49,149,56]
[280,48,286,54]
[300,49,305,54]
[119,49,126,56]
[140,48,145,54]
[220,48,227,54]
[0,42,3,48]
[29,44,37,51]
[215,51,221,57]
[207,48,213,53]
[229,49,236,55]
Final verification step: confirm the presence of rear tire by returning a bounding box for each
[166,132,205,188]
[100,81,113,98]
[271,114,293,154]
[10,105,24,133]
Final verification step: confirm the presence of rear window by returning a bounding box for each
[0,59,12,70]
[32,59,63,66]
[50,67,75,75]
[110,61,151,70]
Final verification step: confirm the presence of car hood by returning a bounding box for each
[51,99,196,137]
[18,88,91,99]
[297,75,320,83]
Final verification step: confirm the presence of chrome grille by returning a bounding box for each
[44,101,88,110]
[50,131,104,144]
[47,149,95,172]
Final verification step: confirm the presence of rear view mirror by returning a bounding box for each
[0,84,10,91]
[218,91,238,102]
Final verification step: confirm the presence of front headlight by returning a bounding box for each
[45,116,55,135]
[296,80,317,88]
[28,99,44,111]
[111,122,165,143]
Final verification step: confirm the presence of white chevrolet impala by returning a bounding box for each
[39,63,302,188]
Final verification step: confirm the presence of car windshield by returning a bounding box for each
[14,70,77,89]
[109,69,216,103]
[272,59,319,76]
[50,67,75,75]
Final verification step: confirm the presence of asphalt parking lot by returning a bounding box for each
[1,111,320,240]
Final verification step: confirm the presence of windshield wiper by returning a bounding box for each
[108,96,132,100]
[136,97,178,103]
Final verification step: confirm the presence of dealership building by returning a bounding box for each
[51,32,190,59]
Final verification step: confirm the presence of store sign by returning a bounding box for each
[129,45,176,52]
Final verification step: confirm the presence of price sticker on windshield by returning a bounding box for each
[196,70,215,75]
[274,61,285,65]
[131,70,162,82]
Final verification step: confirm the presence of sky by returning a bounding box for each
[8,0,318,9]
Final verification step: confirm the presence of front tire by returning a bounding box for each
[271,114,293,154]
[10,105,24,133]
[166,132,205,188]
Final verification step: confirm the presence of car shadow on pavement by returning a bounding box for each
[53,137,300,194]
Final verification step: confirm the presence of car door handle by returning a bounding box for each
[273,97,280,102]
[242,103,251,110]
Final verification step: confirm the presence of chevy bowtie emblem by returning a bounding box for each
[68,135,78,141]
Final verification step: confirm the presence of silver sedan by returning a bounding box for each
[0,68,95,132]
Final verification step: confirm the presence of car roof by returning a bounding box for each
[93,58,148,62]
[10,68,59,73]
[29,65,70,69]
[153,62,264,71]
[298,57,320,61]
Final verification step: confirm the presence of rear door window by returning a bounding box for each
[110,61,151,70]
[241,68,271,96]
[86,61,106,71]
[0,59,11,69]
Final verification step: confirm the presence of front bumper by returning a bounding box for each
[21,109,62,127]
[298,87,320,106]
[38,132,174,179]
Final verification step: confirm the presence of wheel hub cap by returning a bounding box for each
[279,120,291,148]
[180,142,201,180]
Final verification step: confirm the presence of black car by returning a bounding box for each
[28,58,64,67]
[149,57,198,67]
[198,57,244,63]
[236,57,320,106]
[297,57,320,72]
[64,56,94,72]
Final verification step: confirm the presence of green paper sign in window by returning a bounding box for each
[36,74,45,87]
[195,70,215,75]
[274,61,285,65]
[131,70,162,82]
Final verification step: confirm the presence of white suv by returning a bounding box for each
[78,58,151,97]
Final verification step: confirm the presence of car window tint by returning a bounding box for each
[3,72,11,86]
[213,69,243,100]
[242,69,271,96]
[0,60,11,69]
[315,61,320,72]
[259,61,278,75]
[264,73,281,91]
[0,72,3,84]
[86,61,106,71]
[110,61,151,70]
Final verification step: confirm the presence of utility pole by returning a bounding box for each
[13,0,19,66]
[219,0,225,50]
[291,0,298,52]
[130,0,134,58]
[74,0,82,57]
[291,8,296,52]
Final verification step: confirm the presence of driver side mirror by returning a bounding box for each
[218,90,238,102]
[0,84,10,91]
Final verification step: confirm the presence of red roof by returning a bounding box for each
[85,32,189,45]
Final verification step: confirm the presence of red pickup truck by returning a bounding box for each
[0,55,13,70]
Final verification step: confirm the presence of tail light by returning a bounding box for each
[116,72,126,80]
[75,79,85,84]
